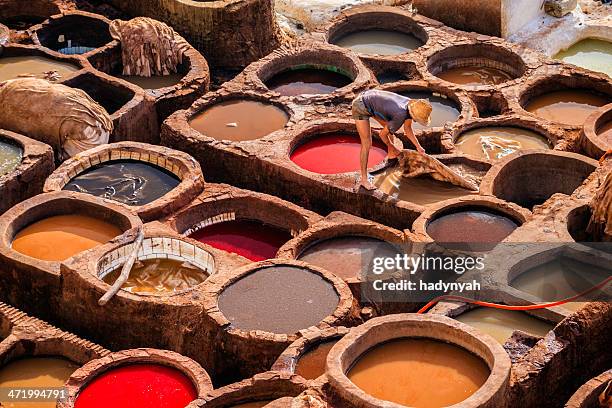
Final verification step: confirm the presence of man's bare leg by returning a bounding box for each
[355,119,376,190]
[373,118,401,159]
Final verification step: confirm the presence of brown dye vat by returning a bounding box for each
[455,127,551,161]
[297,236,402,281]
[294,340,337,380]
[0,139,22,176]
[102,258,208,294]
[11,214,122,261]
[0,357,79,408]
[265,68,352,96]
[189,100,289,141]
[218,265,340,333]
[374,166,473,205]
[598,120,612,145]
[347,338,490,408]
[524,90,610,126]
[437,66,513,86]
[332,30,423,55]
[0,56,79,82]
[454,308,554,344]
[117,73,184,90]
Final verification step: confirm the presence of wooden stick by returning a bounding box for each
[98,226,145,306]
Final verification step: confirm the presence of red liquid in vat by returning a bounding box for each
[74,364,197,408]
[189,219,292,261]
[290,133,387,174]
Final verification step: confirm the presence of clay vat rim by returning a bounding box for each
[61,348,213,407]
[0,43,87,78]
[565,369,612,408]
[204,259,354,338]
[326,313,510,408]
[583,102,612,158]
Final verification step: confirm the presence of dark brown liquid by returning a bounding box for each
[298,236,402,280]
[189,100,289,141]
[524,90,610,126]
[348,338,490,408]
[117,73,183,89]
[437,66,513,86]
[265,68,352,96]
[218,266,340,333]
[102,258,208,294]
[598,120,612,145]
[295,340,337,379]
[64,160,180,206]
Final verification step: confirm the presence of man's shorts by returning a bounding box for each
[352,94,371,120]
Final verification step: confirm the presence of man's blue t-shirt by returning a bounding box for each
[362,90,412,134]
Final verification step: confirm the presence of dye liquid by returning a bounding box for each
[0,56,79,82]
[455,126,551,160]
[189,219,291,261]
[333,30,422,55]
[348,338,490,408]
[298,236,402,281]
[554,38,612,78]
[290,133,386,174]
[374,166,473,205]
[12,214,122,261]
[400,91,461,131]
[63,160,180,206]
[295,340,338,380]
[0,139,22,176]
[266,68,352,96]
[524,90,609,126]
[218,265,339,333]
[189,100,289,141]
[102,258,207,294]
[455,308,554,344]
[74,364,197,408]
[0,357,79,408]
[437,66,513,86]
[117,73,183,89]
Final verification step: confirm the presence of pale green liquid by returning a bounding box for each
[555,38,612,78]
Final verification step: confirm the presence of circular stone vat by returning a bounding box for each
[218,265,341,334]
[36,13,112,55]
[98,236,215,295]
[455,126,551,161]
[565,370,612,408]
[290,133,386,174]
[399,90,461,131]
[428,44,525,87]
[0,55,79,82]
[583,103,612,158]
[481,151,598,209]
[265,66,353,96]
[189,99,289,141]
[116,74,184,90]
[332,30,423,56]
[523,90,610,126]
[554,38,612,78]
[327,314,510,408]
[189,219,292,262]
[0,137,23,176]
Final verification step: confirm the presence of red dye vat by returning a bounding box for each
[189,219,292,261]
[74,364,197,408]
[290,133,387,174]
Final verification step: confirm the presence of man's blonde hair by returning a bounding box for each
[408,99,433,127]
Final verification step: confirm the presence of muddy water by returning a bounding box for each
[400,91,461,131]
[455,308,554,344]
[333,30,422,55]
[291,133,387,174]
[295,340,338,379]
[74,364,197,408]
[374,166,473,205]
[298,236,402,281]
[63,160,180,206]
[189,219,291,262]
[554,38,612,78]
[455,127,551,161]
[218,265,340,333]
[598,120,612,145]
[511,257,611,312]
[266,68,352,96]
[0,357,79,408]
[12,214,122,261]
[0,139,22,176]
[189,100,289,141]
[0,56,79,82]
[117,73,183,89]
[348,338,490,408]
[437,66,513,86]
[102,258,207,294]
[524,90,610,126]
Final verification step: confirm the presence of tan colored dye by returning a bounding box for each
[230,401,273,408]
[295,340,337,380]
[12,214,122,261]
[0,357,79,408]
[524,90,609,126]
[348,338,490,408]
[455,308,554,344]
[0,56,79,82]
[437,66,513,86]
[102,258,207,294]
[455,127,551,160]
[117,73,183,89]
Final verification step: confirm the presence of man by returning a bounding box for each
[352,89,433,190]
